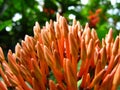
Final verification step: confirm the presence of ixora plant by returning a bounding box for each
[0,14,120,90]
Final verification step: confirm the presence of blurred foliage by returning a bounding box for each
[0,0,120,54]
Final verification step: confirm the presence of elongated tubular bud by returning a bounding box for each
[49,80,57,90]
[31,58,46,90]
[73,24,79,41]
[5,70,20,87]
[101,65,116,90]
[69,32,78,75]
[15,43,21,57]
[0,47,5,62]
[113,54,120,67]
[0,66,11,87]
[112,64,120,90]
[69,32,78,58]
[56,13,60,22]
[72,18,77,27]
[44,46,54,68]
[95,60,102,76]
[25,35,35,51]
[106,43,111,60]
[84,23,89,31]
[0,81,7,90]
[100,46,107,68]
[8,51,32,90]
[15,86,24,90]
[103,55,115,78]
[61,17,68,38]
[91,28,98,41]
[112,36,119,56]
[21,40,29,55]
[84,73,90,87]
[41,30,51,47]
[77,38,87,79]
[35,42,49,78]
[33,23,42,43]
[44,46,63,84]
[66,59,77,90]
[81,38,87,61]
[54,22,61,39]
[106,28,113,43]
[102,38,106,46]
[35,22,41,32]
[100,74,111,90]
[19,65,32,85]
[53,50,62,70]
[48,20,56,41]
[87,39,94,59]
[76,21,81,31]
[17,73,32,90]
[7,50,19,75]
[32,77,43,90]
[119,34,120,53]
[88,69,106,89]
[35,41,44,60]
[56,83,66,90]
[85,27,91,45]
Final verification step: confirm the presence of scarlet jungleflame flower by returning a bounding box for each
[43,8,55,15]
[88,8,102,28]
[0,13,120,90]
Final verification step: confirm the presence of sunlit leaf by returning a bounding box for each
[0,20,12,31]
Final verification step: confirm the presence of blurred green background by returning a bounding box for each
[0,0,120,54]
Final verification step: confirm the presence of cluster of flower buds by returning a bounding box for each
[0,14,120,90]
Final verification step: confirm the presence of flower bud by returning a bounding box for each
[41,30,51,47]
[61,17,68,38]
[69,32,78,58]
[87,39,93,59]
[81,38,87,61]
[112,36,119,55]
[0,47,5,62]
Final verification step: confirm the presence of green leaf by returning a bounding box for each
[0,20,12,31]
[0,0,3,5]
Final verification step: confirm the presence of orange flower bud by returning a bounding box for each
[112,65,120,90]
[88,69,106,89]
[0,65,11,87]
[0,81,7,90]
[48,20,55,41]
[0,47,5,62]
[32,58,46,90]
[41,30,51,47]
[7,50,19,75]
[85,27,91,45]
[61,17,68,38]
[56,83,66,90]
[35,21,41,32]
[87,39,94,59]
[69,32,78,58]
[15,43,21,57]
[100,46,107,68]
[106,28,113,43]
[66,59,77,90]
[81,38,87,61]
[44,46,54,67]
[91,28,98,41]
[112,36,119,55]
[35,41,44,60]
[49,80,57,90]
[54,22,61,39]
